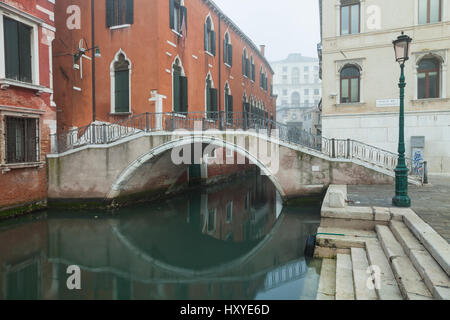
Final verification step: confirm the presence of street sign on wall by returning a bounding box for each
[376,99,400,107]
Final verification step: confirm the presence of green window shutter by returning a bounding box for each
[106,0,114,27]
[115,70,129,112]
[4,18,19,81]
[204,23,208,51]
[25,118,37,162]
[181,6,188,33]
[242,54,245,75]
[223,39,227,63]
[18,23,32,83]
[126,0,134,24]
[169,0,174,29]
[228,95,233,113]
[180,76,188,113]
[228,44,233,66]
[173,73,181,112]
[6,118,16,163]
[211,31,216,55]
[210,88,218,112]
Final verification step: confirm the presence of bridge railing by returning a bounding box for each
[51,111,425,183]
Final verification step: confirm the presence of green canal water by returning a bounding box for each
[0,174,322,300]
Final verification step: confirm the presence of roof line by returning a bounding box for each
[203,0,274,74]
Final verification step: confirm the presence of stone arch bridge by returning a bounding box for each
[47,112,422,204]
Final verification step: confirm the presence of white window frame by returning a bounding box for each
[413,50,447,100]
[204,14,214,55]
[415,0,448,25]
[0,8,40,87]
[335,58,365,105]
[110,49,132,114]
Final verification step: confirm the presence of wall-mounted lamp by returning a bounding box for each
[74,46,101,64]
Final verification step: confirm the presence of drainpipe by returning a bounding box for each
[218,14,222,130]
[91,0,96,123]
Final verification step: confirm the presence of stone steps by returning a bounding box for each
[351,248,378,300]
[376,225,433,300]
[316,259,336,300]
[390,220,450,300]
[335,254,355,300]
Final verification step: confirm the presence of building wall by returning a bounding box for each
[0,0,56,212]
[321,0,450,173]
[53,0,276,132]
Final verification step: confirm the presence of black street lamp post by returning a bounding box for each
[392,32,412,208]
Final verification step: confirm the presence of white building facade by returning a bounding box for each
[319,0,450,174]
[271,54,322,126]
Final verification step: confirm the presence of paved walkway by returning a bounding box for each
[347,175,450,242]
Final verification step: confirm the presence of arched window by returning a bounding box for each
[291,92,301,106]
[224,83,233,124]
[340,65,360,103]
[111,51,131,113]
[418,57,440,99]
[206,73,218,119]
[292,67,300,84]
[224,32,232,66]
[242,49,249,77]
[250,55,255,81]
[172,58,188,113]
[204,16,216,55]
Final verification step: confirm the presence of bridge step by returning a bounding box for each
[390,220,450,300]
[351,248,378,300]
[376,225,433,300]
[365,240,403,300]
[335,254,355,300]
[316,259,336,300]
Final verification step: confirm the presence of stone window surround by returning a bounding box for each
[110,49,132,115]
[0,106,44,171]
[413,49,447,100]
[0,7,40,87]
[414,0,449,26]
[335,0,365,37]
[335,58,365,105]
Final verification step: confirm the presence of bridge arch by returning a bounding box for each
[107,135,286,200]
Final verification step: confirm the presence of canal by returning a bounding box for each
[0,173,322,300]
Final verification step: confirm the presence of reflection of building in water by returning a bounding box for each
[0,177,320,300]
[193,173,278,242]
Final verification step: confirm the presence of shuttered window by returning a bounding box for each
[170,0,187,34]
[5,117,39,164]
[173,73,188,113]
[225,94,233,124]
[224,34,232,66]
[4,17,32,83]
[207,88,218,120]
[113,53,130,113]
[204,17,216,55]
[106,0,134,27]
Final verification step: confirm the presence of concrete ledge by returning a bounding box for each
[322,206,374,221]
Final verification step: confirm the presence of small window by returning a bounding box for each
[224,33,233,66]
[292,67,300,84]
[304,89,309,96]
[282,66,288,73]
[242,49,249,77]
[340,65,360,103]
[304,66,309,72]
[419,0,442,24]
[206,74,218,120]
[204,16,216,55]
[282,89,288,96]
[291,92,300,105]
[5,117,39,164]
[341,0,360,35]
[106,0,134,27]
[173,58,188,113]
[4,17,32,83]
[170,0,187,35]
[226,201,233,223]
[314,89,320,95]
[418,57,440,99]
[225,84,233,124]
[113,53,130,113]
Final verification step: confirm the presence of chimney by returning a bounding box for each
[260,45,266,57]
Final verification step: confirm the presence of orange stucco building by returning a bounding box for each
[53,0,276,132]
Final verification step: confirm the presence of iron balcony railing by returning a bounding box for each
[50,111,426,183]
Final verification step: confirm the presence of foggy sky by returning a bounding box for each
[213,0,321,62]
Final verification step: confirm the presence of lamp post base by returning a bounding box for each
[392,195,411,207]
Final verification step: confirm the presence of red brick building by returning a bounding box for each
[0,0,56,215]
[53,0,276,132]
